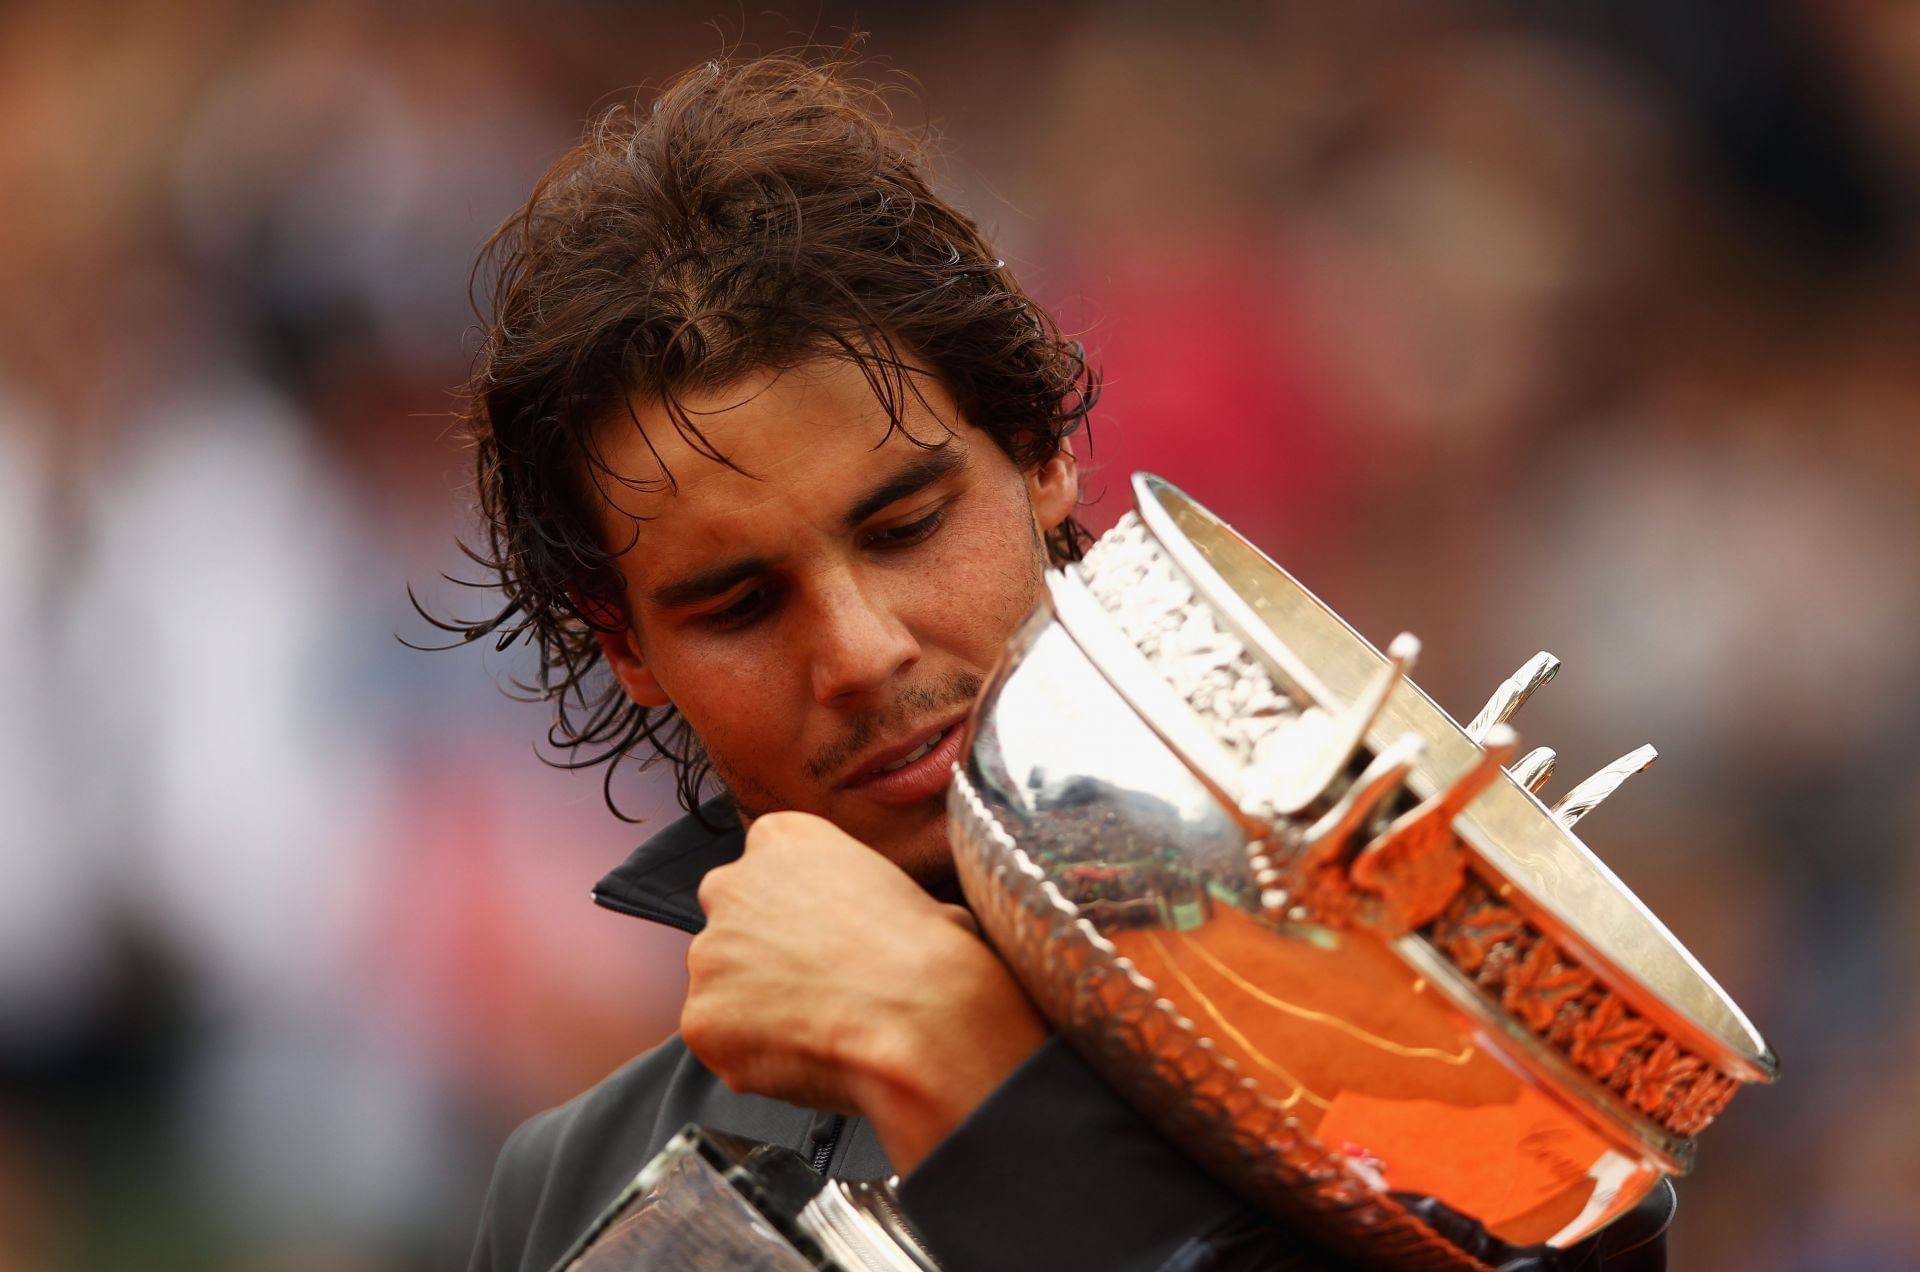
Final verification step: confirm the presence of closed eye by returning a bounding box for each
[865,508,945,551]
[699,584,778,631]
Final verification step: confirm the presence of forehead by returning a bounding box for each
[590,358,969,567]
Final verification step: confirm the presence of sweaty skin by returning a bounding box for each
[590,358,1077,1171]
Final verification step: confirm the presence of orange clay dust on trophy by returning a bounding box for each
[948,473,1777,1271]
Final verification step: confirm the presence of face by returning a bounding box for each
[591,358,1078,891]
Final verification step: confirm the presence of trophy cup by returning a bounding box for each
[947,473,1776,1268]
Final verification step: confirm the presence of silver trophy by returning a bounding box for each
[946,473,1776,1269]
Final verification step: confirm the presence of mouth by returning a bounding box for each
[837,716,970,804]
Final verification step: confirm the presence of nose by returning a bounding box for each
[806,568,920,707]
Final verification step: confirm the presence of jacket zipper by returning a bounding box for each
[809,1114,846,1174]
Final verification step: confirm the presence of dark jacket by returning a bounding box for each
[468,801,1672,1272]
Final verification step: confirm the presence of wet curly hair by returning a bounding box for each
[431,52,1099,821]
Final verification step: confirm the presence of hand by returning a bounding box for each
[683,810,1048,1173]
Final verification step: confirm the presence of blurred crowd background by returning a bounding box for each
[2,1,1916,1268]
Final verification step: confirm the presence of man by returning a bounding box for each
[455,54,1671,1270]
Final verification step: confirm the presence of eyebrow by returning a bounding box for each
[645,447,970,610]
[841,446,968,530]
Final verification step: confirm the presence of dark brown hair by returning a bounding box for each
[431,52,1098,820]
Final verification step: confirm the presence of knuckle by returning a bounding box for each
[747,810,805,847]
[684,929,732,982]
[680,1011,711,1057]
[695,863,734,911]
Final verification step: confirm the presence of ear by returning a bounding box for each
[1026,443,1080,536]
[592,621,672,709]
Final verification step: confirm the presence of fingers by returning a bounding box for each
[742,808,837,853]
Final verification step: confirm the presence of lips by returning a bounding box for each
[838,716,969,804]
[873,731,944,774]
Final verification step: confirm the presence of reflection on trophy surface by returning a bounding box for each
[947,473,1778,1270]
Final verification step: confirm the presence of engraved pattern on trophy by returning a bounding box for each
[1465,651,1561,745]
[948,473,1775,1267]
[1550,745,1660,831]
[1426,879,1741,1138]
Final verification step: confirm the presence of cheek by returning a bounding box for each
[650,638,803,761]
[912,495,1045,658]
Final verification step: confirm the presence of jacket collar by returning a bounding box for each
[591,797,744,935]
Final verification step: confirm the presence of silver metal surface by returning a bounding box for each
[949,474,1776,1265]
[1510,746,1558,794]
[1244,632,1419,817]
[1296,735,1423,873]
[1552,745,1660,831]
[1466,652,1561,744]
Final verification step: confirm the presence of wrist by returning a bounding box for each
[846,927,1048,1173]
